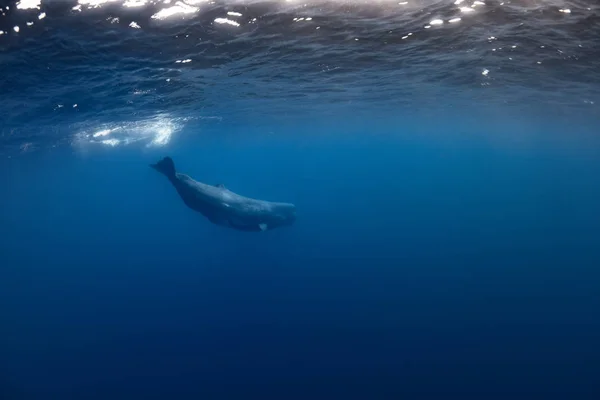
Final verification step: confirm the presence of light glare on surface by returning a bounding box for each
[18,0,489,30]
[93,129,113,138]
[124,0,147,7]
[215,18,240,27]
[78,0,119,7]
[16,0,40,9]
[151,1,199,19]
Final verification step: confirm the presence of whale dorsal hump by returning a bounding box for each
[215,183,226,189]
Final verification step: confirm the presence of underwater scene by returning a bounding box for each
[1,0,599,399]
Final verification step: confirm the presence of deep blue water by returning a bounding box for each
[2,1,600,399]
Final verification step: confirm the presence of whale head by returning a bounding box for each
[264,202,296,230]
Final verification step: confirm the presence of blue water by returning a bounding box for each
[2,0,600,399]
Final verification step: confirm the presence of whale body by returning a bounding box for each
[150,156,296,232]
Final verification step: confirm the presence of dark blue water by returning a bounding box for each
[2,1,600,399]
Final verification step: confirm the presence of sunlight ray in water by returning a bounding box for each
[93,129,113,138]
[74,117,182,150]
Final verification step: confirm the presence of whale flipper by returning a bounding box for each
[150,156,176,178]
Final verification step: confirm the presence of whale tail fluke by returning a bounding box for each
[150,156,176,178]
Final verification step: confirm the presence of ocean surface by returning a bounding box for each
[1,0,600,399]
